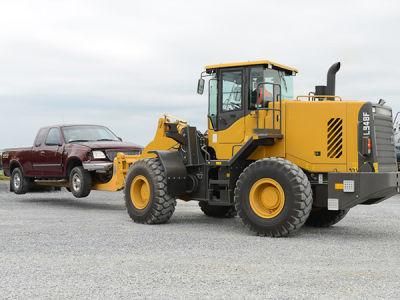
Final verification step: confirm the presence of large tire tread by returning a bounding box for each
[125,158,176,224]
[234,157,313,237]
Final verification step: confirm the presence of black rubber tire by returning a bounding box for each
[234,157,313,237]
[69,166,92,198]
[124,158,176,224]
[305,208,349,227]
[199,202,236,218]
[10,168,31,194]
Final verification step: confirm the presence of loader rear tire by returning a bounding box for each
[305,208,349,227]
[125,158,176,224]
[234,158,313,237]
[199,202,236,218]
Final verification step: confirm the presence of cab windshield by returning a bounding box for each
[249,67,294,109]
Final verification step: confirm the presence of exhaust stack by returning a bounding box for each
[315,62,341,97]
[326,62,341,96]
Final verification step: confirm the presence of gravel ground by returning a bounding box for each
[0,181,400,299]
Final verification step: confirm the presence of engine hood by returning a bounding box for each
[71,141,142,150]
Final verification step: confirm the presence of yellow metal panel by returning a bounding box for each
[141,116,186,158]
[93,153,139,191]
[208,118,247,159]
[283,100,365,173]
[205,60,298,73]
[285,101,345,166]
[208,105,285,160]
[285,101,343,172]
[335,183,344,190]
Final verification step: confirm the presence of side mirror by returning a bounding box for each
[118,137,122,142]
[197,78,205,95]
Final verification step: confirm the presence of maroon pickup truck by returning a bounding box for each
[2,125,142,198]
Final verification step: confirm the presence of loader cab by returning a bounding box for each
[199,60,297,133]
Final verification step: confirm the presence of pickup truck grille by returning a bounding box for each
[105,150,141,162]
[373,106,397,172]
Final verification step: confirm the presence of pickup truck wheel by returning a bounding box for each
[69,166,92,198]
[11,168,31,194]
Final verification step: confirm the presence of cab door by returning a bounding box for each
[36,128,64,177]
[215,68,245,144]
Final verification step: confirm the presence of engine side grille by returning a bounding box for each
[373,111,397,172]
[327,118,343,159]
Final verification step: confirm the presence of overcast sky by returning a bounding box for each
[0,0,399,148]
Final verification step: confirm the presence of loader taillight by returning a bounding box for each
[362,136,372,156]
[367,137,372,155]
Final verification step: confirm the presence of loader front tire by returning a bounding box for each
[305,208,349,227]
[125,158,176,224]
[234,158,313,237]
[199,202,236,218]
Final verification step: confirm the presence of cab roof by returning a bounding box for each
[205,59,298,74]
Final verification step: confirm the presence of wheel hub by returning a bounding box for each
[131,175,150,210]
[249,178,285,219]
[13,173,21,189]
[72,173,81,191]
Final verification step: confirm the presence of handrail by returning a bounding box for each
[255,82,282,132]
[296,95,342,101]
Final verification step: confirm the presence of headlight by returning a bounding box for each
[92,150,106,159]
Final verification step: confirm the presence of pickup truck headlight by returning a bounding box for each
[92,150,106,160]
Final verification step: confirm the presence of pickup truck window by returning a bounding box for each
[45,128,62,146]
[34,128,48,147]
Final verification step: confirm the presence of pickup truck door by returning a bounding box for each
[29,127,48,177]
[33,128,64,177]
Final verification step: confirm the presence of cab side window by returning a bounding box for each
[221,71,242,112]
[34,128,48,147]
[249,67,263,109]
[249,67,275,109]
[45,128,62,146]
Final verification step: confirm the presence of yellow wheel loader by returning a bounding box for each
[96,59,399,237]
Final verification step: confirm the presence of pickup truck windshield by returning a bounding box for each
[62,126,119,143]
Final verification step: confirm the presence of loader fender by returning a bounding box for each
[150,150,187,196]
